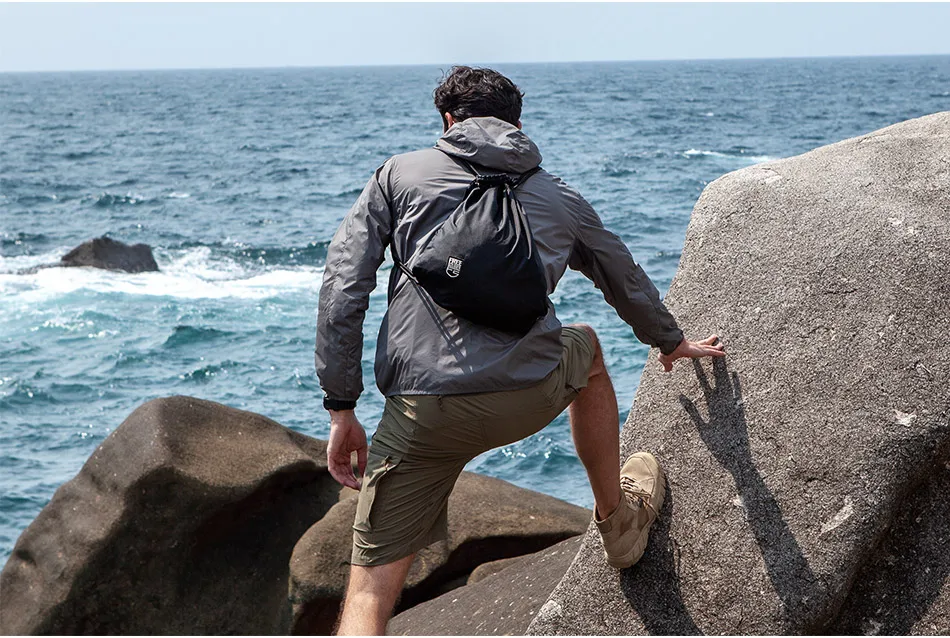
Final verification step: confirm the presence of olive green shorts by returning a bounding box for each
[351,325,596,566]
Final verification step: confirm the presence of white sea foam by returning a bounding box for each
[0,249,65,273]
[166,192,191,199]
[683,149,777,164]
[0,246,322,307]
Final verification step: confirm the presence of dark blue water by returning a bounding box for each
[2,57,949,560]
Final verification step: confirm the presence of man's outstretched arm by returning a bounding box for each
[316,163,393,486]
[566,189,724,369]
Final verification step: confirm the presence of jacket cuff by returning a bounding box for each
[323,396,357,411]
[657,331,685,356]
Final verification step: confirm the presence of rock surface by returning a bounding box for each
[530,112,950,634]
[388,535,582,636]
[0,396,341,635]
[467,552,530,585]
[831,464,950,635]
[288,472,590,635]
[60,236,159,272]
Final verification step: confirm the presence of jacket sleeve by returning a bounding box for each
[566,189,684,355]
[315,163,394,402]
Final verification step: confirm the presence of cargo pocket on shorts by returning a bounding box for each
[353,454,401,534]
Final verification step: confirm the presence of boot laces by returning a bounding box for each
[620,476,659,519]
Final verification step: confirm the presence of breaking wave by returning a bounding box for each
[682,149,779,163]
[0,244,324,306]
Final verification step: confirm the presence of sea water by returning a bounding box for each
[2,57,949,559]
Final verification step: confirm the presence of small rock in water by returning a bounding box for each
[60,236,159,273]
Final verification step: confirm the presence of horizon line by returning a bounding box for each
[2,52,948,76]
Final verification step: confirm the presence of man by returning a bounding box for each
[316,66,725,635]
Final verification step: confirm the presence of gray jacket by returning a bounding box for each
[316,117,683,402]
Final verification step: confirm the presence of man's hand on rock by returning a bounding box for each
[658,334,726,372]
[327,410,367,489]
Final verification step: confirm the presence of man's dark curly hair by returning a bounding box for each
[433,66,524,130]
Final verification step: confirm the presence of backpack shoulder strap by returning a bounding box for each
[513,166,542,189]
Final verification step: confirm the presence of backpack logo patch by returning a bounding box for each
[446,256,463,278]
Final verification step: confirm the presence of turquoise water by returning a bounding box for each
[2,57,949,560]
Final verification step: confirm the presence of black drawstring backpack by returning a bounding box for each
[392,156,548,335]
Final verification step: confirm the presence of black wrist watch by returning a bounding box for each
[323,395,357,411]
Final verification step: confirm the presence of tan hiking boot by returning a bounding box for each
[595,451,666,569]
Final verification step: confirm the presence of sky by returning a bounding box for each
[1,2,949,73]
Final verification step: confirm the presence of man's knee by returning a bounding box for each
[571,323,606,375]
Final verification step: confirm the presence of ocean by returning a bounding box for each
[2,56,948,560]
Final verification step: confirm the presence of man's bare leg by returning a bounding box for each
[336,553,415,636]
[569,324,622,520]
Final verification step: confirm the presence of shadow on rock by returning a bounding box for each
[831,465,950,635]
[620,483,702,635]
[680,358,818,626]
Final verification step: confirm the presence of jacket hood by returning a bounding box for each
[435,116,542,173]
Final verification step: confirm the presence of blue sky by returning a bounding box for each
[1,3,949,72]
